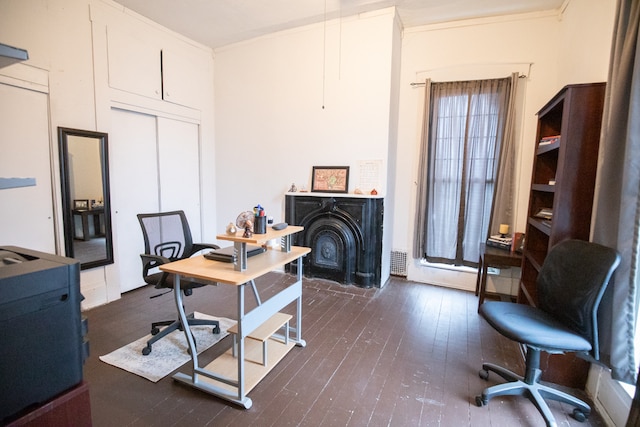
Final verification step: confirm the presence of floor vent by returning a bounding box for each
[390,250,408,276]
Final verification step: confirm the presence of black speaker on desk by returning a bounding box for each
[0,246,87,423]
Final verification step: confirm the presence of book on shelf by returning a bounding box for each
[534,207,553,220]
[486,234,512,250]
[539,135,561,146]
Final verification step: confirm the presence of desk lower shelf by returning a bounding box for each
[198,338,295,394]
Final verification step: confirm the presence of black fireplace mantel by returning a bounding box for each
[285,193,383,288]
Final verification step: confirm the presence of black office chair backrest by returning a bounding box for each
[138,210,194,262]
[536,239,620,360]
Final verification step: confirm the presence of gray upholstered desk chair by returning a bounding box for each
[137,210,221,355]
[475,239,620,426]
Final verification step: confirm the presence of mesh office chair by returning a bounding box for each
[475,239,620,426]
[138,210,221,356]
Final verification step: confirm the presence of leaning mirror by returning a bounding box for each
[58,127,113,270]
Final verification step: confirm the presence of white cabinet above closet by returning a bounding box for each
[106,26,211,109]
[107,26,162,100]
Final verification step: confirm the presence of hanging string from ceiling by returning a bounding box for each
[322,0,327,109]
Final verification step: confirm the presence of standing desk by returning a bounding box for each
[159,226,310,409]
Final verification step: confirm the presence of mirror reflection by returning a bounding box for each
[58,127,113,269]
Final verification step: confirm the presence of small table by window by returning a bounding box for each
[475,243,522,311]
[72,207,104,241]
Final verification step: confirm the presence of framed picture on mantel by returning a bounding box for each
[311,166,349,193]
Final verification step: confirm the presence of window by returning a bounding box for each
[420,78,512,266]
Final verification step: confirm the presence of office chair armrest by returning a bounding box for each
[189,243,220,256]
[140,253,171,276]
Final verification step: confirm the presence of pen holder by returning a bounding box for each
[253,216,267,234]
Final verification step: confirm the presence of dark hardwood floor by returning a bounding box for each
[83,273,608,426]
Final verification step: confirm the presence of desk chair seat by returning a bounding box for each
[475,239,620,427]
[138,210,221,356]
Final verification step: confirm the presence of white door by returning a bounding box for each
[0,83,55,252]
[109,109,202,293]
[109,108,159,292]
[157,117,202,239]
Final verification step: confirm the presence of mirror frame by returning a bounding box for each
[58,127,114,270]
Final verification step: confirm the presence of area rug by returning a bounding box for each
[99,312,236,382]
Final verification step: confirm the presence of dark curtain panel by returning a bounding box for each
[415,77,514,266]
[591,0,640,386]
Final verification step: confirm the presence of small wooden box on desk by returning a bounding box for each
[519,82,605,388]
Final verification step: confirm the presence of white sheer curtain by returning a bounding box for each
[591,0,640,386]
[414,75,517,266]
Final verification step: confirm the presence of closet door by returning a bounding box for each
[108,110,202,294]
[109,108,159,292]
[157,117,202,239]
[0,83,55,252]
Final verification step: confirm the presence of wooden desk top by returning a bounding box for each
[159,246,310,285]
[480,243,522,266]
[216,225,304,245]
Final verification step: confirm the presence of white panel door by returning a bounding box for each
[0,83,55,252]
[109,108,159,292]
[157,117,202,240]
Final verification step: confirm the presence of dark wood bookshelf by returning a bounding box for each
[518,82,606,388]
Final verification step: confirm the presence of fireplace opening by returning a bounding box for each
[306,216,358,284]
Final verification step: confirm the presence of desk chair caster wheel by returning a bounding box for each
[142,344,152,356]
[572,408,588,422]
[151,327,160,335]
[475,395,487,407]
[478,369,489,380]
[213,325,221,334]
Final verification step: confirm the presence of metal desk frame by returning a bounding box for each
[160,227,309,409]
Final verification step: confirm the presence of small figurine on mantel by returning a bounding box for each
[370,188,378,195]
[243,219,253,238]
[354,188,363,194]
[289,183,297,192]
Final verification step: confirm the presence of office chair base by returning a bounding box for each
[142,313,221,356]
[476,362,590,427]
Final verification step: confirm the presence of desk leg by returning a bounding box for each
[172,274,253,409]
[477,264,489,312]
[236,285,248,405]
[174,274,199,371]
[475,255,483,296]
[81,214,90,241]
[294,256,305,347]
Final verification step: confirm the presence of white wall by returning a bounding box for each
[213,8,398,229]
[213,8,399,285]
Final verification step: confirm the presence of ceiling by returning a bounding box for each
[112,0,565,50]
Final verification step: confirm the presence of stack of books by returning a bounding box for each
[486,234,512,250]
[539,135,561,146]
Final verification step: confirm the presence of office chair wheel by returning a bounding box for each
[475,395,486,407]
[572,408,587,422]
[478,369,489,380]
[213,325,221,334]
[151,327,160,335]
[142,344,152,356]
